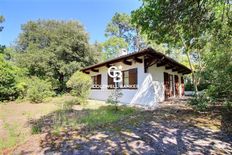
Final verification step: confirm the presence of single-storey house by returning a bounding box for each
[81,48,191,107]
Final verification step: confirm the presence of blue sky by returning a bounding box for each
[0,0,141,46]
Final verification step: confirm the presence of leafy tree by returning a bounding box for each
[90,41,103,62]
[0,16,5,53]
[202,24,232,102]
[0,54,26,101]
[102,36,128,60]
[66,71,92,101]
[15,20,99,92]
[105,12,145,51]
[0,16,26,101]
[131,0,225,93]
[0,15,4,32]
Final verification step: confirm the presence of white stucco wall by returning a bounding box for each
[148,65,183,102]
[88,57,184,107]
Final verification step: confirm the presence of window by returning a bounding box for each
[107,68,138,89]
[91,74,101,89]
[123,70,129,86]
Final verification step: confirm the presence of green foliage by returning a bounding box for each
[102,36,128,60]
[190,94,210,111]
[185,80,194,91]
[195,14,232,105]
[31,124,42,134]
[30,102,136,134]
[26,77,55,103]
[223,101,232,112]
[0,123,21,150]
[105,12,133,38]
[106,88,123,111]
[131,0,230,93]
[62,97,84,110]
[0,15,4,32]
[185,78,209,91]
[131,0,217,47]
[79,106,135,127]
[0,16,8,66]
[66,71,92,100]
[15,20,100,92]
[0,54,26,101]
[132,0,232,111]
[105,12,145,52]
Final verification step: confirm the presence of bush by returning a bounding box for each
[66,71,92,99]
[0,55,26,101]
[106,88,123,111]
[185,81,194,91]
[189,93,210,111]
[26,77,55,103]
[62,97,84,109]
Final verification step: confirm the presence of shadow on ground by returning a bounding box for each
[18,100,232,154]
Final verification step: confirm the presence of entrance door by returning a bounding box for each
[169,75,174,97]
[164,72,170,99]
[174,75,179,96]
[181,77,184,96]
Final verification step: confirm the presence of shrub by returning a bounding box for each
[0,55,26,101]
[62,97,84,109]
[189,93,210,111]
[66,71,92,99]
[26,77,55,103]
[106,88,123,111]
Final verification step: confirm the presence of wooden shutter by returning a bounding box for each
[97,74,101,85]
[108,73,114,88]
[174,75,179,96]
[129,68,137,85]
[164,72,170,99]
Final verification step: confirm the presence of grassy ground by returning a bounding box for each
[0,100,59,151]
[0,95,135,153]
[1,96,229,154]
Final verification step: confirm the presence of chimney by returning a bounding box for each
[118,48,128,57]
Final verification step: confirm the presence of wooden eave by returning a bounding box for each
[81,48,192,74]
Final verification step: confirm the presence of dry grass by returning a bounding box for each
[149,103,221,131]
[0,96,110,153]
[0,102,58,151]
[0,96,224,154]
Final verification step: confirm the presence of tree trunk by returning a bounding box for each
[186,49,198,95]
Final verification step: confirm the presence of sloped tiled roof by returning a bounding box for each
[81,47,191,74]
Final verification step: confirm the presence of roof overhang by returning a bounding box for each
[81,48,192,75]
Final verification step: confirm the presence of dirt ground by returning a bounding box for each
[0,101,59,154]
[1,98,232,155]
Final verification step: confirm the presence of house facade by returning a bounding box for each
[81,48,191,107]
